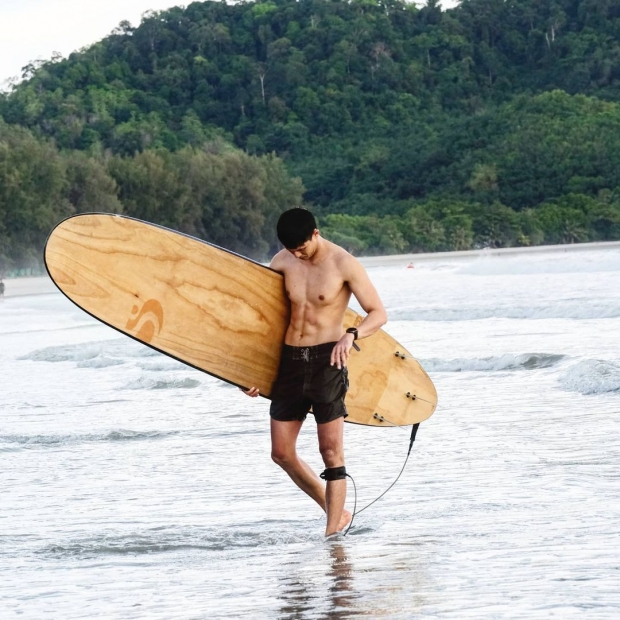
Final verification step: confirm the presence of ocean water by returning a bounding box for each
[1,246,619,619]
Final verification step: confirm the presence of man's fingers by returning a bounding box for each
[241,386,260,397]
[331,340,352,369]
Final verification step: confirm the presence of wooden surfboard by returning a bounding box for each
[44,213,437,427]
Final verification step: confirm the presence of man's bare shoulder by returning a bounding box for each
[328,242,365,278]
[270,249,292,272]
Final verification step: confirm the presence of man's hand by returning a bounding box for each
[330,333,355,369]
[241,387,260,397]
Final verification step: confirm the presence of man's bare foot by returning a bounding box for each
[325,509,352,538]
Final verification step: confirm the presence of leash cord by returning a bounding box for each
[343,423,419,535]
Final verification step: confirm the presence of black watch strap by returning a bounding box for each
[346,327,358,340]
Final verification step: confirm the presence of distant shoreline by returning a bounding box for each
[4,240,620,298]
[3,275,58,298]
[357,239,620,268]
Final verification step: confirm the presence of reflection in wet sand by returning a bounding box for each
[277,541,357,619]
[326,542,356,617]
[276,537,432,618]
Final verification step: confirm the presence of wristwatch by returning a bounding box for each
[346,327,360,351]
[345,327,358,340]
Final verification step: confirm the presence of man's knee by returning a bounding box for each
[271,447,294,468]
[319,444,343,468]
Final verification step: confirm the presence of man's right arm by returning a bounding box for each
[269,250,287,273]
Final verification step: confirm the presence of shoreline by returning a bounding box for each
[3,240,620,298]
[357,239,620,268]
[3,275,58,299]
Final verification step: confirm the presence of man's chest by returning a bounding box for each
[283,264,345,306]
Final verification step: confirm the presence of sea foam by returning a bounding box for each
[558,359,620,395]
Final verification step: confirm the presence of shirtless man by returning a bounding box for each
[244,208,387,537]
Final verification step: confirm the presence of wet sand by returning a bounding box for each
[3,275,58,298]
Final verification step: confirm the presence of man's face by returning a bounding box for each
[287,230,318,260]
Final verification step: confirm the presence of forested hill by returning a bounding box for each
[5,0,620,150]
[3,0,620,270]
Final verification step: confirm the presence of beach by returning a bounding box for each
[6,240,620,298]
[3,275,57,298]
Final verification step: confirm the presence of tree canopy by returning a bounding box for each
[3,0,620,271]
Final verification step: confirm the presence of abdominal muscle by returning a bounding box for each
[277,239,352,347]
[284,296,350,347]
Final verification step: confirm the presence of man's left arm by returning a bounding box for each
[331,257,387,368]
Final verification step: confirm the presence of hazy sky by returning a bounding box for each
[0,0,179,87]
[0,0,460,88]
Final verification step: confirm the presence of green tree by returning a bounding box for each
[0,120,72,270]
[65,151,122,213]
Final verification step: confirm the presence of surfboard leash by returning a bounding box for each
[343,422,420,536]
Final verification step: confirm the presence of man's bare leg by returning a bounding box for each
[325,480,350,536]
[270,418,326,511]
[318,417,351,536]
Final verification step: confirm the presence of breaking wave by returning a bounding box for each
[0,429,179,447]
[422,353,565,373]
[20,339,160,364]
[121,377,200,390]
[558,359,620,395]
[390,301,620,322]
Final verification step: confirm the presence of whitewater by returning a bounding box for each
[1,244,619,619]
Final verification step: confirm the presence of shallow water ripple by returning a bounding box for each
[1,247,619,618]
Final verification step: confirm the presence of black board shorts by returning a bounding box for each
[270,342,349,424]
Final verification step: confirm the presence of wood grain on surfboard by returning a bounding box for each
[45,213,437,427]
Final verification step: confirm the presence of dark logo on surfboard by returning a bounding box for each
[126,300,164,343]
